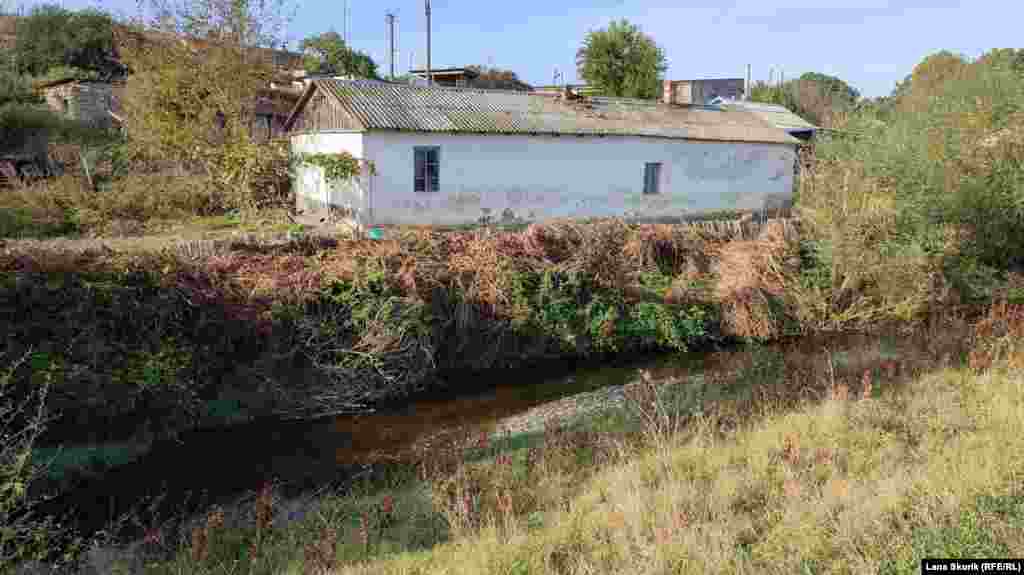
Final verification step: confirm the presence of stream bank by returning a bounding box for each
[35,317,974,567]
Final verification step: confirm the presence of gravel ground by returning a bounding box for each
[487,381,636,438]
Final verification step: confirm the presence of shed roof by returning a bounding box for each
[714,98,818,134]
[286,79,800,145]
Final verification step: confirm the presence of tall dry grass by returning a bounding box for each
[316,312,1022,575]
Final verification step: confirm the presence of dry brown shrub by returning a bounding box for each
[969,300,1024,371]
[525,218,633,290]
[713,220,800,338]
[448,231,516,313]
[522,220,580,263]
[623,223,709,276]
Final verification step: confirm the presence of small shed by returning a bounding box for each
[284,79,800,228]
[37,78,124,130]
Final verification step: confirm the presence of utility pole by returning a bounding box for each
[425,0,432,86]
[386,12,395,79]
[746,64,751,101]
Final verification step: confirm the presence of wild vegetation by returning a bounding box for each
[301,31,379,80]
[2,1,1024,570]
[748,71,860,128]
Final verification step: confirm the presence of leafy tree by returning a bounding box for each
[119,0,292,208]
[576,19,666,99]
[890,50,969,112]
[300,31,379,79]
[0,65,39,107]
[976,48,1024,74]
[465,65,529,90]
[798,72,859,102]
[748,72,860,127]
[14,5,120,80]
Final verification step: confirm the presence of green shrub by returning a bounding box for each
[796,49,1024,325]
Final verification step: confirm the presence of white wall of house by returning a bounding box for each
[293,130,796,227]
[290,131,372,226]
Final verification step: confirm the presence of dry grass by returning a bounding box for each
[326,345,1024,575]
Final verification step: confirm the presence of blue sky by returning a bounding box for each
[14,0,1022,97]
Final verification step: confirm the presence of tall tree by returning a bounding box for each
[14,5,120,79]
[798,72,859,103]
[748,72,860,128]
[890,51,969,112]
[119,0,293,205]
[300,31,378,79]
[575,19,666,99]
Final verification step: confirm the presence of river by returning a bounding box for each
[33,325,948,554]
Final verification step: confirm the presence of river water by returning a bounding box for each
[35,352,700,541]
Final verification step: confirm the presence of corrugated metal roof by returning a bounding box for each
[296,79,799,145]
[716,99,818,133]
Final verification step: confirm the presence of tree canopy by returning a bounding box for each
[575,19,666,99]
[798,72,860,103]
[119,0,291,203]
[300,31,379,79]
[13,4,120,80]
[465,65,529,90]
[748,71,861,128]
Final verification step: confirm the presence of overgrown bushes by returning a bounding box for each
[0,168,293,238]
[792,49,1024,329]
[0,219,780,446]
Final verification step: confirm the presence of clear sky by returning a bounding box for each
[13,0,1023,98]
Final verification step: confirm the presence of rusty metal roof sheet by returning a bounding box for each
[297,79,799,145]
[716,99,818,133]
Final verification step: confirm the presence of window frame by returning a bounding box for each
[643,162,663,195]
[414,146,441,193]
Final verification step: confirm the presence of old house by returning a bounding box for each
[408,66,533,91]
[37,78,126,130]
[663,78,746,106]
[285,79,800,228]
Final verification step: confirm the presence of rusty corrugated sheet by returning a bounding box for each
[307,79,799,145]
[720,100,818,133]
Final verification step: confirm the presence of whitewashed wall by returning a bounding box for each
[290,132,371,226]
[293,130,796,227]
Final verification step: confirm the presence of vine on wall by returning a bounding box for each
[296,151,377,185]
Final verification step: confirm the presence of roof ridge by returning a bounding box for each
[315,77,538,97]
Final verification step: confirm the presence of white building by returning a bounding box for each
[284,80,800,228]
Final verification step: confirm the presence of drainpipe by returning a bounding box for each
[365,157,374,229]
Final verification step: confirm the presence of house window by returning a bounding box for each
[253,113,272,141]
[643,162,662,195]
[414,147,440,193]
